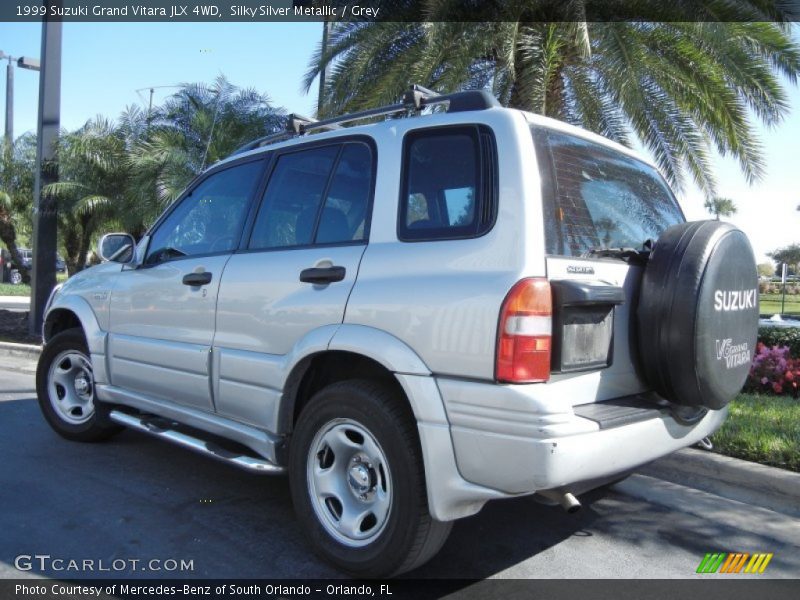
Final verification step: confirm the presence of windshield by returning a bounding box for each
[531,127,684,257]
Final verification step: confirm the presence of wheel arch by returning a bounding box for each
[279,325,498,522]
[277,325,435,435]
[43,295,109,385]
[43,308,83,342]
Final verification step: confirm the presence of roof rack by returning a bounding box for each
[230,85,498,156]
[230,113,340,155]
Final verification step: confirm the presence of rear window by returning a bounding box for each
[532,127,684,257]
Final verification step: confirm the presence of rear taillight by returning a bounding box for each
[496,278,552,383]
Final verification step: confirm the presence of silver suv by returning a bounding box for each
[36,87,759,577]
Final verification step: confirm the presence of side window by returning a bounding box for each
[317,143,373,243]
[248,146,339,249]
[248,142,373,250]
[399,126,496,241]
[146,160,264,264]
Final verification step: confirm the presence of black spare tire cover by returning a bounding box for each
[637,221,758,410]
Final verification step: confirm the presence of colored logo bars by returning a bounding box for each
[696,552,773,574]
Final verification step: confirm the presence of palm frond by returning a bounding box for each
[304,9,800,194]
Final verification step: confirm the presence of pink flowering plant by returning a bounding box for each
[746,342,800,397]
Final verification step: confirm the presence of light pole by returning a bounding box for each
[4,54,12,142]
[0,50,41,143]
[28,14,61,337]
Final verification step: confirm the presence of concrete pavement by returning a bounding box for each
[0,362,798,579]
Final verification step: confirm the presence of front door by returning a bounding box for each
[108,157,265,411]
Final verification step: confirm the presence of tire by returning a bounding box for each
[10,270,22,285]
[637,221,758,410]
[289,379,452,578]
[36,328,121,442]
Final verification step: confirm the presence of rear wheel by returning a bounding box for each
[36,328,121,442]
[289,379,452,577]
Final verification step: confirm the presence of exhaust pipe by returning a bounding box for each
[537,489,582,513]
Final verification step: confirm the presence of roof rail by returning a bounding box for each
[230,131,295,155]
[287,113,342,134]
[229,85,498,157]
[230,113,340,155]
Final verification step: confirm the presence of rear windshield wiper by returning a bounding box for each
[582,240,654,265]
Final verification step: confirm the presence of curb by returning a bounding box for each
[0,341,41,360]
[0,296,31,307]
[640,447,800,518]
[615,474,800,548]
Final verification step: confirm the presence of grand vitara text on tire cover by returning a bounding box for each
[36,86,759,577]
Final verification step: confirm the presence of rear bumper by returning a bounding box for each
[436,377,728,495]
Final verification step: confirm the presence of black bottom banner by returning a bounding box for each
[2,579,799,600]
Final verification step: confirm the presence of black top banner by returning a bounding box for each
[3,0,800,22]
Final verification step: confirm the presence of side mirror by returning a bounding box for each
[98,233,135,263]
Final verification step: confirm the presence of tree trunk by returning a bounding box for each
[74,222,94,274]
[61,216,82,276]
[507,23,533,111]
[543,63,566,120]
[131,224,148,242]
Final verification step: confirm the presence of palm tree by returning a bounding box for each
[0,134,36,283]
[47,78,286,266]
[704,196,738,220]
[306,10,800,196]
[127,75,285,228]
[769,243,800,275]
[46,118,131,273]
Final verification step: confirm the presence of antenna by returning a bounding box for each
[201,85,223,171]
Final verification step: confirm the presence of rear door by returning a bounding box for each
[212,139,375,430]
[530,126,686,403]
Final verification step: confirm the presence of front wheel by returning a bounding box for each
[36,328,121,442]
[289,379,452,578]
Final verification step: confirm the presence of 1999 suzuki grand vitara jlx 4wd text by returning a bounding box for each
[36,87,758,577]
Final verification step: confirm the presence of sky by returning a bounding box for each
[0,21,798,263]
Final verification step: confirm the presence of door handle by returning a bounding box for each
[182,271,212,286]
[299,266,346,284]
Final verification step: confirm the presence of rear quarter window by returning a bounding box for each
[531,127,684,257]
[398,125,497,241]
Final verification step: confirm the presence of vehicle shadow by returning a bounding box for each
[409,489,606,579]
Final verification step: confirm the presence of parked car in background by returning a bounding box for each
[4,247,67,284]
[55,254,67,274]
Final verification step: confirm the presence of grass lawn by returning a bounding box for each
[711,393,800,472]
[760,294,800,317]
[0,282,31,296]
[0,272,68,297]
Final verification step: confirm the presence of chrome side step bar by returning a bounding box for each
[109,410,285,475]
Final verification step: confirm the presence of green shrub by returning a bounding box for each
[758,326,800,357]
